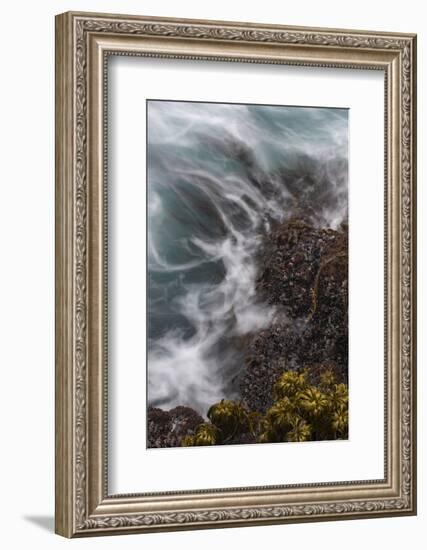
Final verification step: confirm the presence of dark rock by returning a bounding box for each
[147,405,204,448]
[256,218,347,319]
[240,218,348,413]
[227,431,257,445]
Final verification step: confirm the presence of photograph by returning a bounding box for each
[147,100,349,448]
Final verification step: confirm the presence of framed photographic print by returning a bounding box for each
[55,11,417,537]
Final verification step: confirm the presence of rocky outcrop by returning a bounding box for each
[240,218,348,413]
[147,406,204,448]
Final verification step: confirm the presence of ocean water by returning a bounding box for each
[147,100,348,415]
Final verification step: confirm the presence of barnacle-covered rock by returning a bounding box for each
[240,217,348,414]
[147,405,204,448]
[257,218,347,319]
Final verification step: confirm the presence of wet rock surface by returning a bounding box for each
[147,406,204,448]
[240,218,348,413]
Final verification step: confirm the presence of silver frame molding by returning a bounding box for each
[55,11,417,538]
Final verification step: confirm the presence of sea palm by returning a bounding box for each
[257,427,278,444]
[247,411,263,437]
[298,387,329,417]
[274,370,308,399]
[319,367,336,389]
[331,383,349,408]
[193,423,219,446]
[181,435,195,447]
[207,399,247,440]
[266,397,295,434]
[287,417,312,442]
[331,404,348,437]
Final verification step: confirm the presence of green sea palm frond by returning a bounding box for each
[298,387,329,417]
[274,370,308,400]
[257,426,278,444]
[181,435,196,447]
[193,423,220,446]
[247,411,263,437]
[266,397,295,434]
[207,399,248,440]
[331,404,348,437]
[331,383,349,408]
[286,417,312,442]
[319,367,336,389]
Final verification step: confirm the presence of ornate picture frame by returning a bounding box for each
[55,11,417,537]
